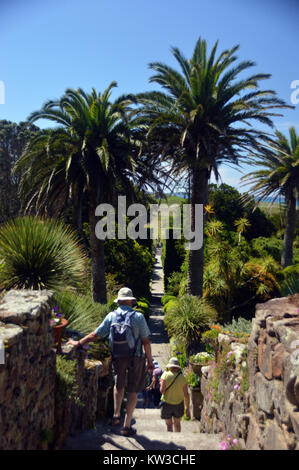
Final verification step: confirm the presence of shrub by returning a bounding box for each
[223,317,252,337]
[164,295,217,355]
[162,228,185,291]
[55,355,81,405]
[163,298,179,314]
[161,294,177,306]
[135,300,150,322]
[280,274,299,296]
[54,290,111,360]
[0,216,87,291]
[250,236,282,263]
[104,239,154,299]
[165,271,184,296]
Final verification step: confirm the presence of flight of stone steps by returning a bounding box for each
[64,408,221,451]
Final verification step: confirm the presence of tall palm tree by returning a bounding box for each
[242,126,299,267]
[15,83,161,303]
[135,37,291,296]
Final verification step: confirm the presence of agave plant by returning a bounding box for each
[0,216,87,291]
[164,295,217,356]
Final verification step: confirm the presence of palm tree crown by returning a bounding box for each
[242,126,299,267]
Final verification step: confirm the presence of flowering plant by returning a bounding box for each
[49,306,64,326]
[190,352,214,365]
[220,435,241,450]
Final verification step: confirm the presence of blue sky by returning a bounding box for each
[0,0,298,191]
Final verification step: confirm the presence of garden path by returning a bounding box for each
[63,248,220,450]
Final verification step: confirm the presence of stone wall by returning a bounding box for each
[0,290,56,450]
[0,289,112,450]
[199,294,299,450]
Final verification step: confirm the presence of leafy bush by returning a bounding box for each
[163,298,179,314]
[135,300,150,322]
[0,216,87,291]
[164,295,217,355]
[162,228,185,291]
[165,271,184,296]
[189,352,214,365]
[184,368,201,388]
[280,274,299,296]
[104,238,154,299]
[56,355,81,405]
[161,294,177,305]
[250,237,282,263]
[223,317,252,337]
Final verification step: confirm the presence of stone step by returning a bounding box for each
[99,430,221,451]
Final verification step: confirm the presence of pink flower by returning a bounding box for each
[226,434,231,441]
[207,393,211,398]
[220,441,228,450]
[233,438,238,445]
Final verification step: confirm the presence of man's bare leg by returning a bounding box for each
[113,385,124,418]
[123,392,138,428]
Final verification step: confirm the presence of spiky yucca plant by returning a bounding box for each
[164,295,217,356]
[0,216,87,291]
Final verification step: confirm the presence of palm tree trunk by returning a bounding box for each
[89,195,107,303]
[187,166,209,296]
[281,189,296,268]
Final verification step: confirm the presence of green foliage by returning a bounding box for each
[280,274,299,296]
[184,368,201,387]
[164,295,217,350]
[208,184,275,239]
[250,236,282,263]
[162,228,185,292]
[135,300,150,322]
[55,355,82,405]
[54,290,111,360]
[54,290,110,335]
[189,352,213,365]
[104,238,154,299]
[0,120,39,224]
[161,294,177,305]
[223,317,252,337]
[165,271,184,296]
[163,298,179,314]
[0,216,87,291]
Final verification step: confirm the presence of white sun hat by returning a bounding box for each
[114,287,136,303]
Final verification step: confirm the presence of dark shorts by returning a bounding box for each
[161,401,184,420]
[113,356,146,393]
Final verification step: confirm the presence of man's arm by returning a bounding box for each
[67,331,99,347]
[141,337,154,371]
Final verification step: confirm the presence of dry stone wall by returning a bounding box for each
[0,290,56,450]
[0,289,112,450]
[200,294,299,450]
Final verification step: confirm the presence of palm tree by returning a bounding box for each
[242,126,299,267]
[135,37,291,296]
[15,84,161,303]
